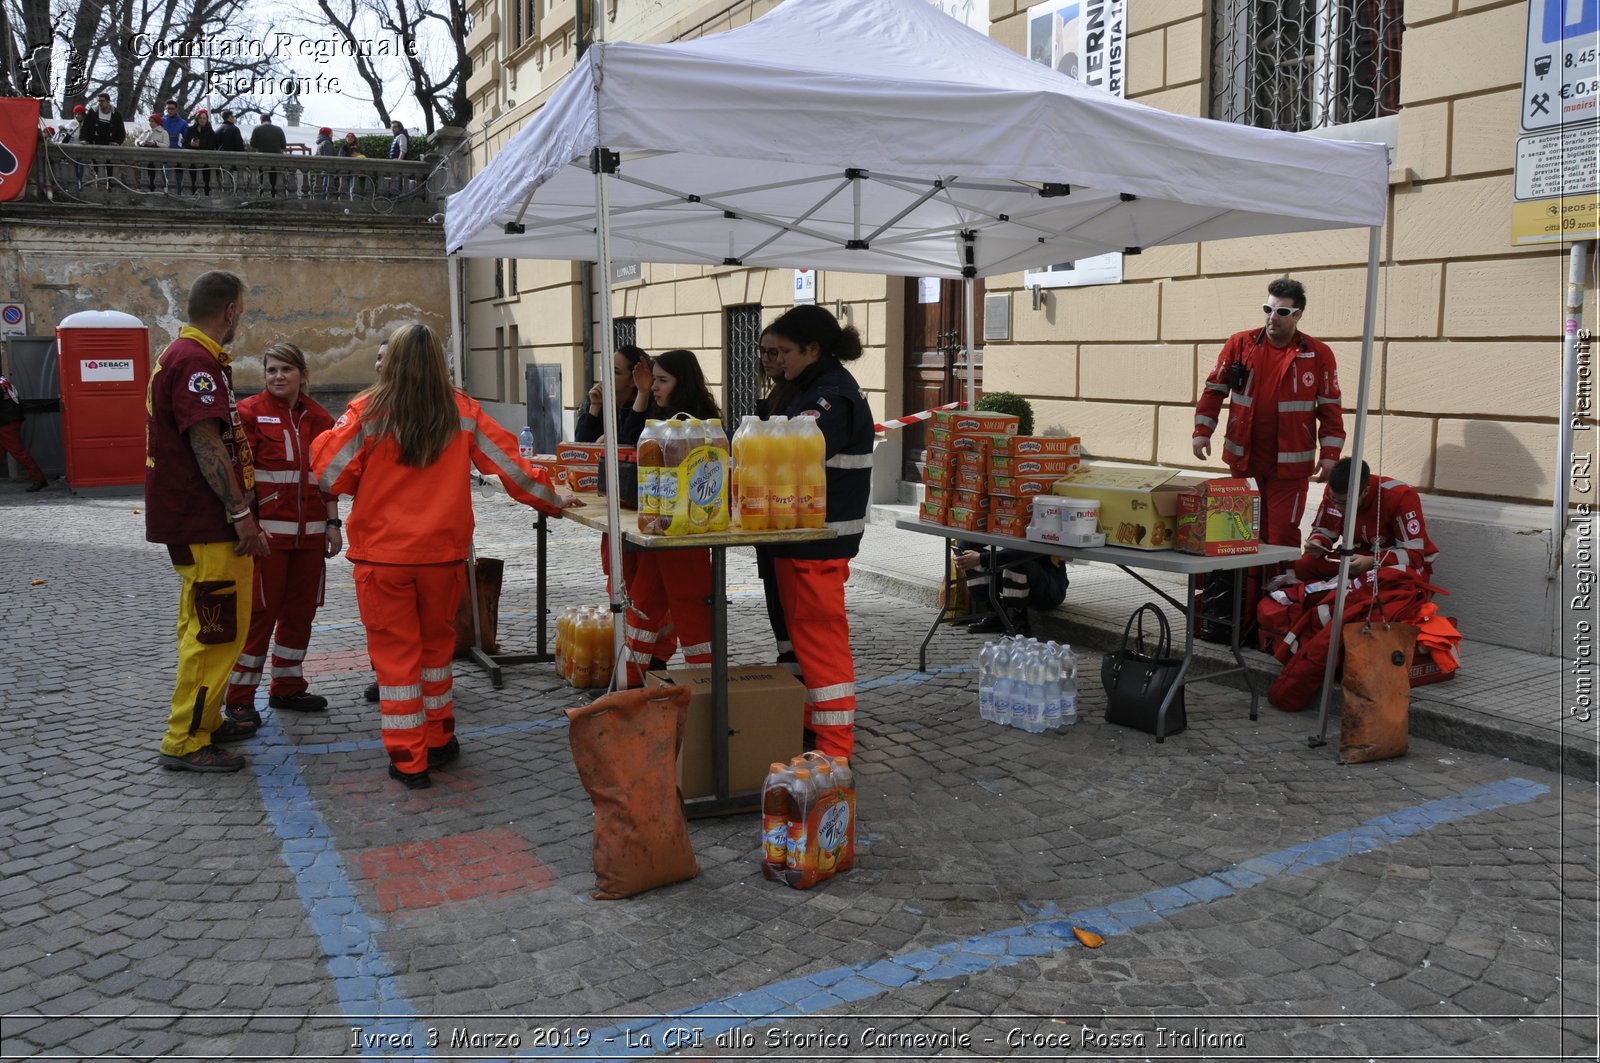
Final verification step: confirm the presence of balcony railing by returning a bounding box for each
[18,142,442,216]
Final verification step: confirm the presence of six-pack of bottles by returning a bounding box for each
[978,636,1079,732]
[760,752,855,889]
[555,605,616,690]
[731,415,827,532]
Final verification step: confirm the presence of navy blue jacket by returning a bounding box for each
[767,358,873,561]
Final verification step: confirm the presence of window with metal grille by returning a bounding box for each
[1209,0,1402,132]
[613,317,637,352]
[493,259,504,299]
[510,0,536,48]
[725,304,764,431]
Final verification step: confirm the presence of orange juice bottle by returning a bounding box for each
[728,418,746,528]
[769,416,797,531]
[571,607,597,689]
[740,419,771,531]
[590,610,614,689]
[795,415,827,529]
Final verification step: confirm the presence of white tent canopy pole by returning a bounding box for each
[1311,224,1384,746]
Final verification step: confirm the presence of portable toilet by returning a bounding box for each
[56,310,150,489]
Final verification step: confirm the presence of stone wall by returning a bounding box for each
[0,207,449,401]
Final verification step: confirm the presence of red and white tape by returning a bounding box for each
[875,401,962,433]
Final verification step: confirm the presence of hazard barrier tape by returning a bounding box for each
[875,401,962,433]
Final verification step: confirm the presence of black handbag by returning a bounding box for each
[1102,603,1187,736]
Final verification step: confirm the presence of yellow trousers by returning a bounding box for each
[161,541,253,757]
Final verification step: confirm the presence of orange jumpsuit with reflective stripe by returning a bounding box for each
[312,392,564,773]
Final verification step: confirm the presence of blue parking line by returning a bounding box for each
[520,776,1549,1061]
[247,710,435,1059]
[249,659,1547,1063]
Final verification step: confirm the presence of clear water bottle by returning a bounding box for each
[518,425,536,461]
[1061,668,1079,727]
[1042,650,1063,731]
[978,641,998,722]
[997,641,1022,729]
[1023,648,1048,734]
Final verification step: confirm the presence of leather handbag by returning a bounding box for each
[1102,603,1187,736]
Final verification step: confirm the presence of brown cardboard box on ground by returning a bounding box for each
[645,665,806,800]
[1051,466,1206,550]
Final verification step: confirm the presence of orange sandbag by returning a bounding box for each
[453,557,503,658]
[1339,621,1418,765]
[566,685,699,899]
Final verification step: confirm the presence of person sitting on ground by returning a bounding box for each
[953,544,1068,635]
[1259,457,1444,711]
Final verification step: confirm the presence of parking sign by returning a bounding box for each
[1524,0,1600,131]
[0,302,24,336]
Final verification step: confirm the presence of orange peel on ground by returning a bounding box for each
[1072,926,1104,948]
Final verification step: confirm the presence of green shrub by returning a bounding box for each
[975,390,1033,435]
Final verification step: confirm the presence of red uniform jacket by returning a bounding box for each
[312,391,564,565]
[1297,475,1438,583]
[1194,328,1344,480]
[240,390,335,550]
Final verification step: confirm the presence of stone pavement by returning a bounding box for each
[0,480,1596,1061]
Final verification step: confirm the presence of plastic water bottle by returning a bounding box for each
[978,641,998,722]
[1023,648,1048,734]
[996,642,1021,729]
[518,425,536,461]
[1061,667,1079,727]
[1042,650,1063,731]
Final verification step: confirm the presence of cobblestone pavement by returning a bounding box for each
[1,483,1596,1062]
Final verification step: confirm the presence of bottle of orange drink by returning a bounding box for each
[739,418,771,531]
[795,415,827,529]
[769,416,797,531]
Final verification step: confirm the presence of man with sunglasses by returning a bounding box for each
[1192,278,1344,549]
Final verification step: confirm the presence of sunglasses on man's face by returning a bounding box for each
[1262,304,1299,318]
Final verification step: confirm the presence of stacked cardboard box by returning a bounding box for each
[553,442,633,494]
[985,436,1081,538]
[917,418,1085,540]
[1174,478,1261,556]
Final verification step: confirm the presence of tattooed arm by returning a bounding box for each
[188,419,269,557]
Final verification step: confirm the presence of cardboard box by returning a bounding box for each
[1050,467,1206,550]
[990,452,1081,478]
[1005,435,1081,457]
[528,458,566,488]
[990,493,1042,520]
[918,500,949,525]
[556,441,610,464]
[923,485,952,511]
[646,665,806,800]
[565,464,601,493]
[952,465,987,492]
[953,450,989,475]
[951,490,990,513]
[1174,478,1261,556]
[923,462,955,489]
[947,504,987,531]
[930,409,1020,436]
[988,474,1062,498]
[987,512,1029,538]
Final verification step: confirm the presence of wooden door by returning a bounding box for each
[900,277,984,482]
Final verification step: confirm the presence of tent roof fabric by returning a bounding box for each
[446,0,1388,276]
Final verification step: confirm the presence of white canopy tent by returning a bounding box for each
[447,0,1389,736]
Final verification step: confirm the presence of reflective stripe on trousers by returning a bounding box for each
[772,556,856,760]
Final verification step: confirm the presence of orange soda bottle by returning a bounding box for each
[784,767,819,888]
[769,416,797,531]
[795,415,827,530]
[829,756,856,871]
[636,419,665,534]
[739,419,771,531]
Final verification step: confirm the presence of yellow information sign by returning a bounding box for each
[1512,197,1600,246]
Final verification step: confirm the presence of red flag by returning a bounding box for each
[0,97,42,203]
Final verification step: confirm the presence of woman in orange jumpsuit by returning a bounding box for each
[313,324,570,789]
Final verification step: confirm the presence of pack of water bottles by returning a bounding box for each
[977,636,1079,733]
